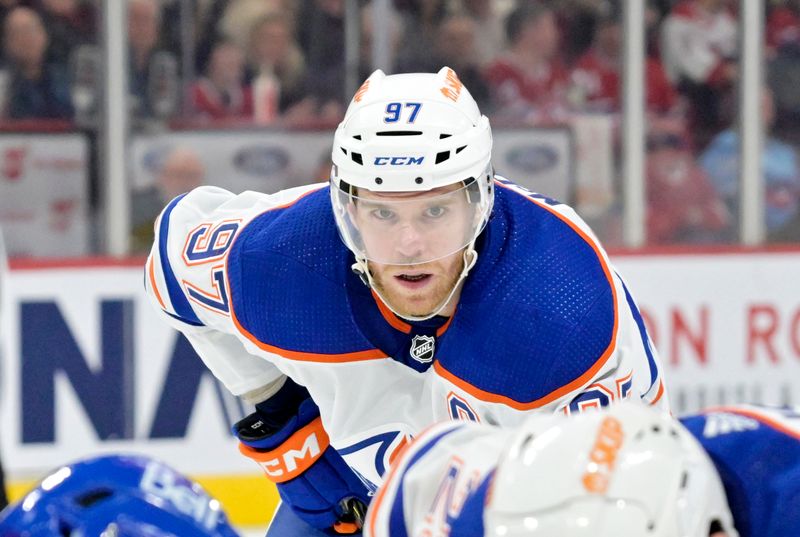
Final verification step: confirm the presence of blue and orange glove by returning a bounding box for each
[234,398,370,533]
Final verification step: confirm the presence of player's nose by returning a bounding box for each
[394,222,426,259]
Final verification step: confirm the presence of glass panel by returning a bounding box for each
[765,0,800,243]
[562,1,625,245]
[647,0,739,245]
[19,1,797,256]
[0,2,100,258]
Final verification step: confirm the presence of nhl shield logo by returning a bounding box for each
[410,335,435,363]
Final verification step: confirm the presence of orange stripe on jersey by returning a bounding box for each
[433,359,615,410]
[649,380,665,406]
[436,313,455,337]
[705,406,800,441]
[372,290,412,334]
[148,256,167,310]
[615,371,633,399]
[372,290,456,336]
[388,435,410,466]
[232,309,387,363]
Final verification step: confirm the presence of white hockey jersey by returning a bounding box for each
[366,405,800,537]
[144,178,668,491]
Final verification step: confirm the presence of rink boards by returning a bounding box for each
[1,250,798,525]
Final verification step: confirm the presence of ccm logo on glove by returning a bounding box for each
[239,417,330,483]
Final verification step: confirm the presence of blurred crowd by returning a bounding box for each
[1,0,800,244]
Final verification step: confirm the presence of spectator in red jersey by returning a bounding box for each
[571,9,678,115]
[661,0,737,89]
[767,0,800,55]
[660,0,737,148]
[483,3,570,124]
[189,40,253,121]
[2,6,73,119]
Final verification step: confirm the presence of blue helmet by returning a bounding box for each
[0,454,241,537]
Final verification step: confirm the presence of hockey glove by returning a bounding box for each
[234,398,370,532]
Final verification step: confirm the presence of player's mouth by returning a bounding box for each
[394,273,433,289]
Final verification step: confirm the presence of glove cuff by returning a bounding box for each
[238,416,330,483]
[234,398,321,450]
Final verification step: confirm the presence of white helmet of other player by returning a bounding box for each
[330,67,494,320]
[484,403,737,537]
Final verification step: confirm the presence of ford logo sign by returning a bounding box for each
[234,147,289,176]
[506,145,558,174]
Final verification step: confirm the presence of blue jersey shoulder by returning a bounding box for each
[226,187,375,355]
[225,179,618,403]
[680,406,800,537]
[436,181,616,405]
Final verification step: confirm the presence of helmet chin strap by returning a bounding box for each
[351,245,479,322]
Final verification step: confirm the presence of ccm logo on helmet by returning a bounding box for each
[374,156,425,166]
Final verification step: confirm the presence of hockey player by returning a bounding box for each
[367,402,800,537]
[0,454,240,536]
[144,67,668,534]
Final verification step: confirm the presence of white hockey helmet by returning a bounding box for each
[484,403,738,537]
[330,67,494,269]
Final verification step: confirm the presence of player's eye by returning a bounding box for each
[371,207,396,221]
[423,205,447,219]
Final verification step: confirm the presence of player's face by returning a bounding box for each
[351,183,475,265]
[351,184,473,317]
